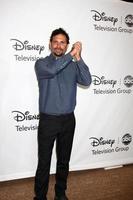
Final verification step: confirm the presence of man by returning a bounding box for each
[34,28,92,200]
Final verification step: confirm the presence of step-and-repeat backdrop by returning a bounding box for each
[0,0,133,181]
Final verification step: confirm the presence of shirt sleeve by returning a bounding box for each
[76,58,92,86]
[35,53,73,79]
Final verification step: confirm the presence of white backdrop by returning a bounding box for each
[0,0,133,181]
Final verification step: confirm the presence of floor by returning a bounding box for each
[0,164,133,200]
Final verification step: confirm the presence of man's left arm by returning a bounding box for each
[76,58,92,86]
[72,42,92,86]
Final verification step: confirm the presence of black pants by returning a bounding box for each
[34,112,75,200]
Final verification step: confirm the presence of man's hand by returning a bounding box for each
[70,42,82,61]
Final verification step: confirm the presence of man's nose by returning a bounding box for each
[56,42,61,48]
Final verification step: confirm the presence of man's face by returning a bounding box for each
[49,34,68,57]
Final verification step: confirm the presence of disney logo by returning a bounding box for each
[89,137,115,147]
[91,10,118,26]
[10,39,45,54]
[92,75,117,88]
[12,111,39,122]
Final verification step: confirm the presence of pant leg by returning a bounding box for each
[34,114,59,200]
[55,113,76,196]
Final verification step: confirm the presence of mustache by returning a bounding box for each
[54,48,63,50]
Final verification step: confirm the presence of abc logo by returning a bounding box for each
[122,134,132,145]
[125,15,133,27]
[124,75,133,88]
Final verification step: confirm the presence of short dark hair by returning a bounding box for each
[50,28,70,44]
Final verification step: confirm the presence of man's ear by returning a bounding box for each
[49,42,51,50]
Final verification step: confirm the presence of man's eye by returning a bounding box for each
[53,41,58,44]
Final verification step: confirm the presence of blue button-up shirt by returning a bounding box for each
[35,53,91,115]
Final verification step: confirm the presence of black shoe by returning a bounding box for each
[54,194,68,200]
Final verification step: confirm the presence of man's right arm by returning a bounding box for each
[35,54,73,79]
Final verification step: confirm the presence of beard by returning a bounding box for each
[52,48,65,57]
[53,52,64,57]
